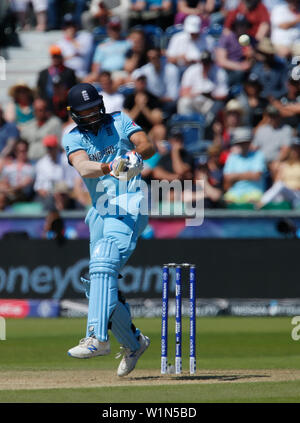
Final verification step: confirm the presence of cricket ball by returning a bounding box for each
[238,34,250,47]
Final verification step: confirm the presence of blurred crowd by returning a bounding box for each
[1,0,300,213]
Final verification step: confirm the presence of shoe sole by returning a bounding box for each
[117,337,150,377]
[67,350,110,359]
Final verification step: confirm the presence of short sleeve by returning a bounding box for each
[251,151,266,172]
[223,154,235,174]
[62,129,85,162]
[120,111,142,138]
[93,44,105,64]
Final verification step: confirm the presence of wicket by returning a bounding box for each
[161,263,196,375]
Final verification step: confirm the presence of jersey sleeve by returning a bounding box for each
[62,129,85,163]
[120,111,143,139]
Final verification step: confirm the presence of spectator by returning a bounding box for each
[0,104,19,159]
[123,74,166,139]
[57,14,94,79]
[236,72,268,127]
[209,0,232,25]
[215,13,253,86]
[34,134,77,210]
[174,0,211,27]
[124,29,149,77]
[257,138,300,209]
[9,0,27,30]
[89,16,132,80]
[50,76,70,123]
[166,15,215,70]
[4,82,34,128]
[81,0,111,31]
[184,144,224,208]
[52,181,76,211]
[205,143,224,192]
[152,130,194,182]
[224,0,270,41]
[37,45,77,103]
[270,76,300,130]
[129,0,174,29]
[263,0,285,13]
[223,126,266,204]
[222,0,240,13]
[252,105,293,175]
[142,137,170,181]
[20,98,62,162]
[0,1,17,52]
[270,0,300,58]
[11,0,47,31]
[43,209,66,242]
[97,28,149,88]
[43,208,78,243]
[212,98,244,156]
[0,139,34,204]
[97,71,125,112]
[31,0,47,31]
[177,50,228,125]
[251,38,288,99]
[132,47,180,118]
[47,0,88,30]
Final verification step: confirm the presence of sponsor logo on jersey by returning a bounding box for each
[88,145,116,161]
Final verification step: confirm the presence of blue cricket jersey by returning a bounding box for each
[62,111,144,215]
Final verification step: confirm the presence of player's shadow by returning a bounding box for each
[173,374,269,382]
[129,373,269,382]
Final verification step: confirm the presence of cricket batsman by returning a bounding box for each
[63,83,155,376]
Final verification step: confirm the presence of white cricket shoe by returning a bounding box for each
[116,333,150,377]
[68,337,110,359]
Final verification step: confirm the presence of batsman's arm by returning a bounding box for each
[130,130,156,160]
[69,150,111,178]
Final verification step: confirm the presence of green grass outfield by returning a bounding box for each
[1,317,300,402]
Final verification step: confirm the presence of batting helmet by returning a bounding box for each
[67,83,106,132]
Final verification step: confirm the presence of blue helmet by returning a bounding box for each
[67,83,106,131]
